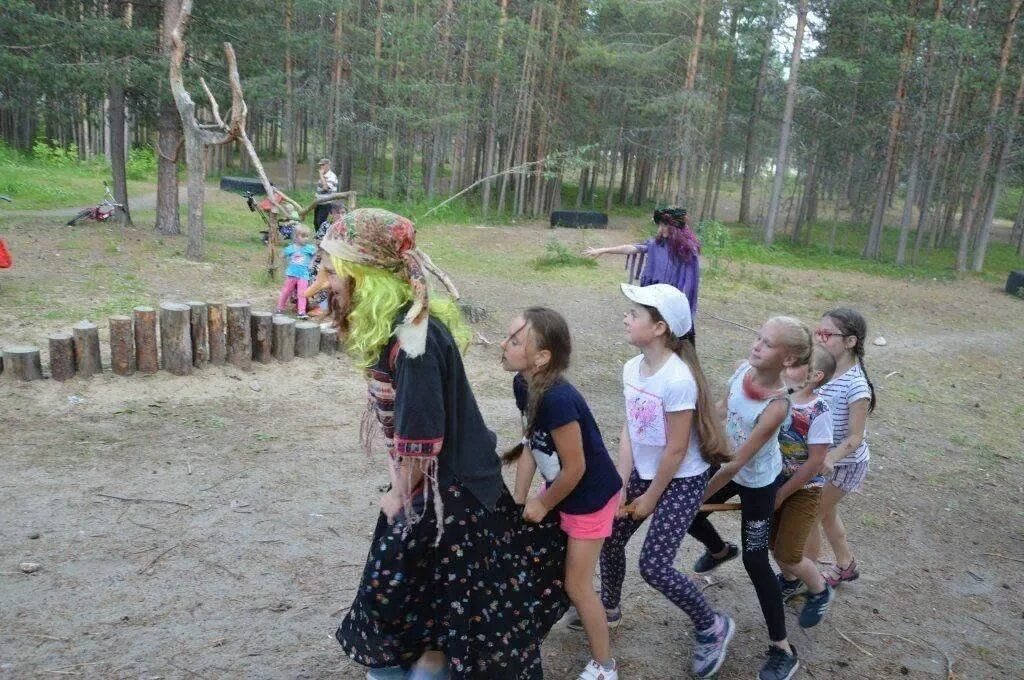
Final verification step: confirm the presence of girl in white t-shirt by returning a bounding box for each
[806,307,877,587]
[595,284,734,680]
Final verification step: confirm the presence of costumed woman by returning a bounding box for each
[325,209,569,680]
[585,207,701,342]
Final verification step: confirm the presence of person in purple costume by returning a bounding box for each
[585,208,701,343]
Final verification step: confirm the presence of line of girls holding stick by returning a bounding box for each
[326,209,875,680]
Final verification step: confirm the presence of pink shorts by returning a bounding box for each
[557,491,621,540]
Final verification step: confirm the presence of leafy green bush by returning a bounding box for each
[127,147,157,181]
[532,239,597,270]
[31,140,79,167]
[696,219,730,253]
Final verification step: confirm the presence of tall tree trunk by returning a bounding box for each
[156,0,182,235]
[673,0,707,205]
[763,0,807,245]
[701,5,739,222]
[972,70,1024,271]
[739,13,774,225]
[957,0,1023,271]
[283,0,296,190]
[482,0,510,215]
[864,0,919,259]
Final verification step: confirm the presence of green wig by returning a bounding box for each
[334,257,471,368]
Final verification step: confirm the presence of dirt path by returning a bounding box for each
[1,219,1023,679]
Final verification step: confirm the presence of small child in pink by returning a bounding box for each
[276,225,316,318]
[500,307,623,680]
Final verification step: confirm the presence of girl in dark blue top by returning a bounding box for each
[501,307,623,680]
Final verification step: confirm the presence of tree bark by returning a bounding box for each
[155,0,182,236]
[133,306,158,374]
[109,315,135,376]
[226,303,252,370]
[73,321,103,378]
[674,0,707,205]
[48,334,76,382]
[159,302,192,376]
[207,302,226,365]
[739,15,774,225]
[764,0,807,245]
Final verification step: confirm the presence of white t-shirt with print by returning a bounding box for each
[622,354,710,480]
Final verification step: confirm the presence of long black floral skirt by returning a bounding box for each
[336,482,569,679]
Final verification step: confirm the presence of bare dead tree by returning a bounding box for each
[168,0,284,269]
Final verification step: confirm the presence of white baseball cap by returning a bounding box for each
[620,283,692,337]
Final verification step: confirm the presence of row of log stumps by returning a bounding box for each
[0,301,340,382]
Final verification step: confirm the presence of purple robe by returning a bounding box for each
[625,238,700,316]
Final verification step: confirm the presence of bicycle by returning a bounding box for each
[66,183,124,226]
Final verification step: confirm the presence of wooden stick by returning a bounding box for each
[700,502,742,512]
[835,627,873,657]
[96,494,191,508]
[138,543,178,575]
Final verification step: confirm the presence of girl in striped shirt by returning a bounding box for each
[807,308,877,587]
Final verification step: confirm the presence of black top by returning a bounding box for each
[373,316,505,510]
[513,374,622,514]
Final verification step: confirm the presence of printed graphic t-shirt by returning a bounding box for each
[777,395,833,487]
[514,375,621,515]
[284,243,317,279]
[622,353,710,480]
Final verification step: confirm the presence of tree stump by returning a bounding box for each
[159,302,193,376]
[207,302,226,366]
[72,321,102,378]
[109,316,134,376]
[48,333,76,381]
[3,345,43,381]
[250,311,274,363]
[188,301,209,368]
[319,327,338,355]
[272,315,296,362]
[226,303,252,370]
[295,321,320,358]
[133,306,158,374]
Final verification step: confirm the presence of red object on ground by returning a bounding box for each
[0,239,11,268]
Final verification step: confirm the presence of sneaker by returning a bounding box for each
[298,314,309,320]
[798,584,833,628]
[759,645,799,680]
[823,558,859,587]
[693,542,738,574]
[366,668,406,680]
[577,659,618,680]
[692,613,735,679]
[777,573,807,602]
[565,605,622,631]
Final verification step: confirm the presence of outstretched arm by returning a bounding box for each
[584,244,640,258]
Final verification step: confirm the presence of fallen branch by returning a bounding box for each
[853,631,955,679]
[704,312,759,334]
[97,494,191,508]
[834,627,873,657]
[700,502,742,512]
[423,160,550,218]
[138,544,178,575]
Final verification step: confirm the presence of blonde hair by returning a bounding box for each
[767,316,813,366]
[293,225,311,239]
[807,345,836,387]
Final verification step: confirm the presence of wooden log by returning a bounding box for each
[133,306,158,374]
[72,321,102,378]
[207,302,226,365]
[3,345,43,381]
[319,326,338,355]
[109,315,134,376]
[295,321,320,358]
[226,302,252,370]
[188,301,209,368]
[250,311,274,363]
[272,315,296,362]
[47,333,76,381]
[159,302,193,376]
[700,502,742,513]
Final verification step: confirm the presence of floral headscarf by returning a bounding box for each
[320,208,460,357]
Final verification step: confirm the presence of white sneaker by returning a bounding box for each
[577,659,618,680]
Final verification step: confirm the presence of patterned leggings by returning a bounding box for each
[599,469,716,631]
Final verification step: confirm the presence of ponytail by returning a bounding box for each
[669,336,731,465]
[502,371,561,464]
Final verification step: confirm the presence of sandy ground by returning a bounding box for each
[1,214,1023,679]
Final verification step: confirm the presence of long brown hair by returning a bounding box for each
[646,305,730,465]
[501,307,572,464]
